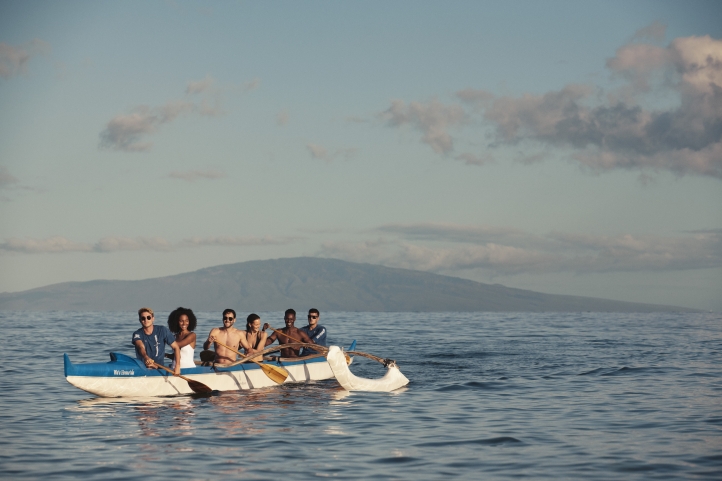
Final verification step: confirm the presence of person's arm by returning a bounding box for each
[170,341,181,375]
[298,330,314,344]
[176,332,196,348]
[248,332,268,355]
[264,331,277,346]
[134,340,154,368]
[309,327,326,344]
[238,334,251,352]
[203,329,217,351]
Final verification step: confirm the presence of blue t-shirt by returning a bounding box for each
[300,324,327,355]
[132,325,176,366]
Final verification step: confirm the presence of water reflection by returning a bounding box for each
[73,396,196,437]
[69,383,355,440]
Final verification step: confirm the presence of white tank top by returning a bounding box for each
[171,344,196,369]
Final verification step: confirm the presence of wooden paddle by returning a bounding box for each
[151,361,213,394]
[213,340,289,384]
[345,350,395,366]
[266,326,351,364]
[267,327,387,366]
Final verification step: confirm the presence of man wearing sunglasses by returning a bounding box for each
[300,308,326,355]
[133,307,181,375]
[203,309,252,364]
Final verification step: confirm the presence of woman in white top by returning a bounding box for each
[167,307,197,369]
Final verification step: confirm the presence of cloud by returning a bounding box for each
[455,88,494,109]
[186,74,215,94]
[0,39,50,79]
[380,32,722,180]
[243,77,260,91]
[307,143,358,162]
[469,34,722,179]
[99,75,234,152]
[94,237,173,252]
[376,223,529,244]
[0,237,93,254]
[307,143,328,160]
[0,167,44,200]
[179,236,300,247]
[277,109,289,126]
[168,169,226,182]
[319,222,722,276]
[380,99,465,154]
[320,239,558,275]
[0,167,19,189]
[631,21,667,43]
[0,236,174,254]
[99,101,195,151]
[455,152,494,166]
[0,234,300,254]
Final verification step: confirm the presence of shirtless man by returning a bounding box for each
[263,308,314,358]
[203,309,252,364]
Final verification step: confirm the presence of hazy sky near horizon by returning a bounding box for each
[1,0,721,310]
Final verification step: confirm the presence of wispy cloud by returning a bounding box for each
[630,21,667,43]
[186,74,215,94]
[168,169,226,182]
[0,39,50,79]
[307,143,358,162]
[99,74,250,152]
[0,234,300,254]
[99,101,195,152]
[0,237,94,253]
[380,99,465,154]
[0,167,44,201]
[179,236,300,247]
[0,167,19,189]
[277,109,289,126]
[243,77,260,91]
[319,222,722,276]
[455,152,494,166]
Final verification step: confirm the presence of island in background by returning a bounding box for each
[0,257,699,312]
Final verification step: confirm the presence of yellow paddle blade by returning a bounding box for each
[256,361,289,384]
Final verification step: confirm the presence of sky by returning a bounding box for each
[1,0,721,311]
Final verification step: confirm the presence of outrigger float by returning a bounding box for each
[64,341,409,397]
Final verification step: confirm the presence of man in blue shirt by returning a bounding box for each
[300,308,327,355]
[132,307,181,375]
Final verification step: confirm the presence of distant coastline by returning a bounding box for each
[0,257,700,313]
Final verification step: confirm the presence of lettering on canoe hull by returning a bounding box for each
[113,369,135,376]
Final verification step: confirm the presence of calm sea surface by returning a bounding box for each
[0,311,720,480]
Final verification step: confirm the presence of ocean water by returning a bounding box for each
[0,311,720,480]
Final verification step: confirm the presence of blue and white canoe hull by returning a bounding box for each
[64,352,340,397]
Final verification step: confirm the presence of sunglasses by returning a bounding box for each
[140,315,152,321]
[308,315,318,319]
[223,316,235,321]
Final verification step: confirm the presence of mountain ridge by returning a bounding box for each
[0,257,698,312]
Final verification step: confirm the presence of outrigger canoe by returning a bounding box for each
[64,341,356,397]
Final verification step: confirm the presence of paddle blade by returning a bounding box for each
[259,363,289,384]
[186,378,213,394]
[199,350,215,363]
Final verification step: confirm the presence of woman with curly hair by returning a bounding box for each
[167,307,197,369]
